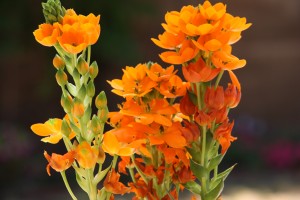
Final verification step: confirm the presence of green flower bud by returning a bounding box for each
[91,115,102,135]
[77,85,86,101]
[55,69,68,86]
[42,0,66,24]
[97,107,109,122]
[61,94,73,113]
[53,54,65,70]
[95,91,107,109]
[72,98,85,118]
[86,81,95,97]
[77,56,89,75]
[89,61,99,79]
[61,118,72,137]
[72,68,80,82]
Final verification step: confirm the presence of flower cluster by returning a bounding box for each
[34,5,100,54]
[104,62,193,198]
[31,0,251,200]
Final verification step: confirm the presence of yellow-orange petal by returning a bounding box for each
[228,70,241,91]
[41,134,63,144]
[31,124,53,136]
[102,132,121,155]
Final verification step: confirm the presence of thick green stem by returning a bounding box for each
[87,45,91,65]
[131,155,148,184]
[196,82,202,110]
[60,171,78,200]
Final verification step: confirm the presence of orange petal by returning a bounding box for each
[228,70,241,91]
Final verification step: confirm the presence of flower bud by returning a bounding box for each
[98,107,109,122]
[98,146,106,164]
[90,115,102,135]
[61,94,73,113]
[53,54,65,70]
[87,81,95,97]
[72,98,85,118]
[95,91,107,109]
[61,118,72,137]
[77,85,86,101]
[77,57,89,75]
[55,69,68,86]
[89,61,99,79]
[42,0,66,24]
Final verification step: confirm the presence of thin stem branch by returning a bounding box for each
[60,171,78,200]
[214,69,224,89]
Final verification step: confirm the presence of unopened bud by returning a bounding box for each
[56,69,68,86]
[77,57,89,75]
[72,98,85,118]
[95,91,107,109]
[53,54,65,70]
[77,85,86,101]
[97,107,109,122]
[61,94,73,113]
[86,81,95,97]
[61,118,72,137]
[91,115,101,135]
[72,68,80,82]
[98,146,106,164]
[89,61,98,79]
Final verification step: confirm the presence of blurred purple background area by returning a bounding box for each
[0,0,300,199]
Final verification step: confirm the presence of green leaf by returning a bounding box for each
[204,179,224,200]
[67,83,77,97]
[208,154,223,171]
[70,121,81,136]
[75,171,88,193]
[187,143,201,163]
[183,181,201,195]
[216,164,237,181]
[93,165,111,185]
[190,159,208,181]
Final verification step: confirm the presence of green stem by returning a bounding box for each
[87,169,97,200]
[201,126,207,167]
[87,45,91,65]
[214,70,224,89]
[131,155,148,184]
[196,82,202,110]
[60,171,78,200]
[129,167,136,183]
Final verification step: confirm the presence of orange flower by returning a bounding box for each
[31,117,75,144]
[104,169,130,195]
[146,64,176,83]
[221,13,252,33]
[204,86,225,110]
[58,26,88,54]
[102,131,146,157]
[44,150,75,176]
[195,110,212,127]
[199,1,226,21]
[182,57,221,82]
[181,120,200,144]
[157,75,188,98]
[33,23,60,47]
[159,40,199,65]
[151,31,185,50]
[214,121,237,154]
[108,64,157,98]
[75,141,98,169]
[210,107,228,124]
[212,45,246,70]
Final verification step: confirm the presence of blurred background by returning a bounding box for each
[1,0,300,199]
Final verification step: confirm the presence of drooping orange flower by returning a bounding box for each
[108,64,157,98]
[182,57,221,82]
[104,169,130,195]
[31,117,76,144]
[181,120,200,144]
[225,83,241,108]
[180,93,196,116]
[194,110,212,127]
[204,86,225,110]
[44,150,75,176]
[159,40,199,65]
[75,141,98,169]
[33,23,60,47]
[214,121,237,154]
